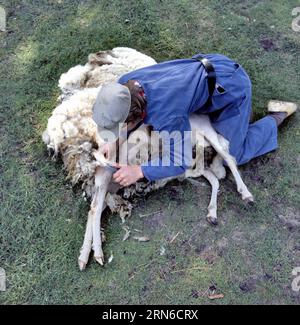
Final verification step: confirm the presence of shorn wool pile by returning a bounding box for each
[43,47,253,270]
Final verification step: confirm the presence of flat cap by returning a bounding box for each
[92,82,131,141]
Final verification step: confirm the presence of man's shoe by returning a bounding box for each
[268,100,298,118]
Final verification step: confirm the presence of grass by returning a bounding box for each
[0,0,300,304]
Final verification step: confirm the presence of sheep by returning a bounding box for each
[42,47,253,270]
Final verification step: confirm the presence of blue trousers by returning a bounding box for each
[199,55,278,166]
[212,94,278,165]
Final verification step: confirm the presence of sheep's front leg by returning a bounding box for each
[203,169,220,226]
[92,168,112,266]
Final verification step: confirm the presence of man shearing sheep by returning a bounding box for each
[92,53,298,187]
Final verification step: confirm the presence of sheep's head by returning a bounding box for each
[88,51,114,66]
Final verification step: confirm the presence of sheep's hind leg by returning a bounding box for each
[209,141,254,202]
[78,199,108,271]
[78,208,93,270]
[224,155,253,202]
[203,169,220,226]
[92,168,112,266]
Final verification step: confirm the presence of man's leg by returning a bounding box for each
[234,115,278,165]
[213,95,298,166]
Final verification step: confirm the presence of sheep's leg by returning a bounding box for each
[78,199,108,271]
[78,167,111,270]
[78,208,93,270]
[222,154,253,202]
[203,169,219,225]
[92,167,112,266]
[208,142,254,202]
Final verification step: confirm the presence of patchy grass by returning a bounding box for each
[0,0,300,304]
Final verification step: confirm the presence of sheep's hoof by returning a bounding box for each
[94,256,104,266]
[78,259,87,271]
[206,215,218,226]
[247,200,255,207]
[243,195,254,204]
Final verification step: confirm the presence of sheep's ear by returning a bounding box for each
[42,130,50,145]
[88,51,113,66]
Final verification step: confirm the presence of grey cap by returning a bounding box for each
[92,82,131,141]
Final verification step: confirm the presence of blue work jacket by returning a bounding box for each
[118,53,253,181]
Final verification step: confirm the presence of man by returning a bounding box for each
[92,53,297,187]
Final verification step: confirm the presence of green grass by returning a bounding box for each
[1,0,300,304]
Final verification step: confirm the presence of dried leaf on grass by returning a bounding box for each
[160,246,166,256]
[133,236,150,242]
[169,231,181,243]
[208,294,224,300]
[139,210,162,218]
[108,252,114,264]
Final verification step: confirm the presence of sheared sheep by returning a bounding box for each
[42,47,253,270]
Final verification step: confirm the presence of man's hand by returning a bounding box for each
[113,165,144,187]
